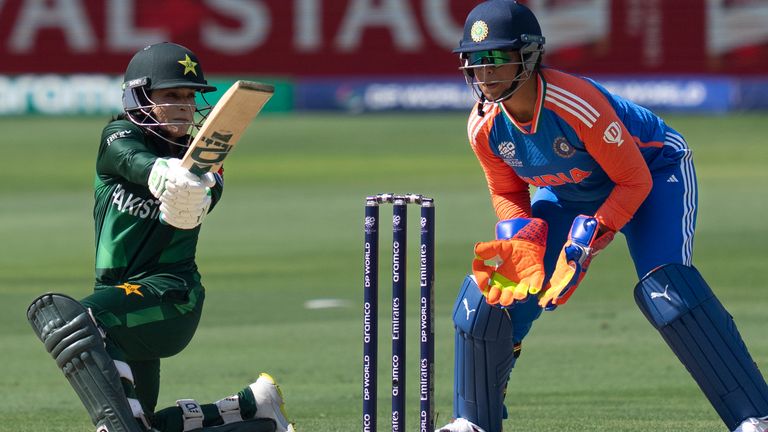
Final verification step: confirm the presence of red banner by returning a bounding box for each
[0,0,766,76]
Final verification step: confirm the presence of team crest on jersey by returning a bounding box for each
[115,282,143,297]
[497,141,522,167]
[553,137,575,158]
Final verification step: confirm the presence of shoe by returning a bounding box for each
[249,373,296,432]
[734,417,768,432]
[436,418,486,432]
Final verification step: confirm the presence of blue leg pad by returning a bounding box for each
[635,264,768,430]
[453,275,517,432]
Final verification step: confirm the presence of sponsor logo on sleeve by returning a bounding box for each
[105,129,133,146]
[603,122,625,146]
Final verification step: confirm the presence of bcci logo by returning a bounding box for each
[498,141,522,167]
[553,137,575,158]
[364,216,376,234]
[471,20,489,42]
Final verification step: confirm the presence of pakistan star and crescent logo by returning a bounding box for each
[178,54,198,76]
[115,282,143,297]
[471,20,489,42]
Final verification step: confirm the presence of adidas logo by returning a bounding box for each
[667,174,679,183]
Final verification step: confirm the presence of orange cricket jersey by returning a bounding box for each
[467,68,688,231]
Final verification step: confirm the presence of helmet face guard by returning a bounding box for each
[453,1,545,105]
[122,79,213,148]
[459,37,544,103]
[121,42,217,148]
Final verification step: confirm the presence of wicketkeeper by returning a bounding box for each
[437,2,768,431]
[27,42,295,432]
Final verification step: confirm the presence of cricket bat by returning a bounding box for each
[181,80,274,176]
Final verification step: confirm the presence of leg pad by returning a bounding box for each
[27,293,145,432]
[452,276,516,432]
[635,264,768,430]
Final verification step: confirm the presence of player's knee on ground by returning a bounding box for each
[635,264,768,430]
[452,275,520,432]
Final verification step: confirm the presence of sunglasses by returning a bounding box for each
[465,50,512,66]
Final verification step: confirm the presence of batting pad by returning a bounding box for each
[453,275,517,432]
[634,264,768,430]
[27,293,144,432]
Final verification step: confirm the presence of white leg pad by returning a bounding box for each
[177,399,204,431]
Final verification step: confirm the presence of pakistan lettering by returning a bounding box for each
[111,184,161,219]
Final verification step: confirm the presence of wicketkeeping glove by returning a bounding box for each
[538,215,614,309]
[472,218,548,307]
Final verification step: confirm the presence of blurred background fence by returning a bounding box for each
[1,0,767,115]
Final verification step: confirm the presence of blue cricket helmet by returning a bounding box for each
[454,0,544,53]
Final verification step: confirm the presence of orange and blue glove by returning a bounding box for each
[539,215,615,310]
[472,218,548,307]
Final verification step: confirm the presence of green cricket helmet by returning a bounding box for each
[122,42,217,147]
[123,42,215,95]
[455,0,545,105]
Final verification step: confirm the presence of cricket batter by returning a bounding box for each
[27,42,295,432]
[438,2,768,431]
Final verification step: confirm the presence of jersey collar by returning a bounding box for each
[499,73,546,135]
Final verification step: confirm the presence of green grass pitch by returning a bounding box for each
[1,113,766,431]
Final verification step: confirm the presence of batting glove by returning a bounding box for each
[160,171,210,205]
[150,158,216,230]
[148,158,182,199]
[472,218,548,307]
[539,215,614,309]
[159,189,212,230]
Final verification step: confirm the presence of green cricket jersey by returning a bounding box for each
[93,119,223,295]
